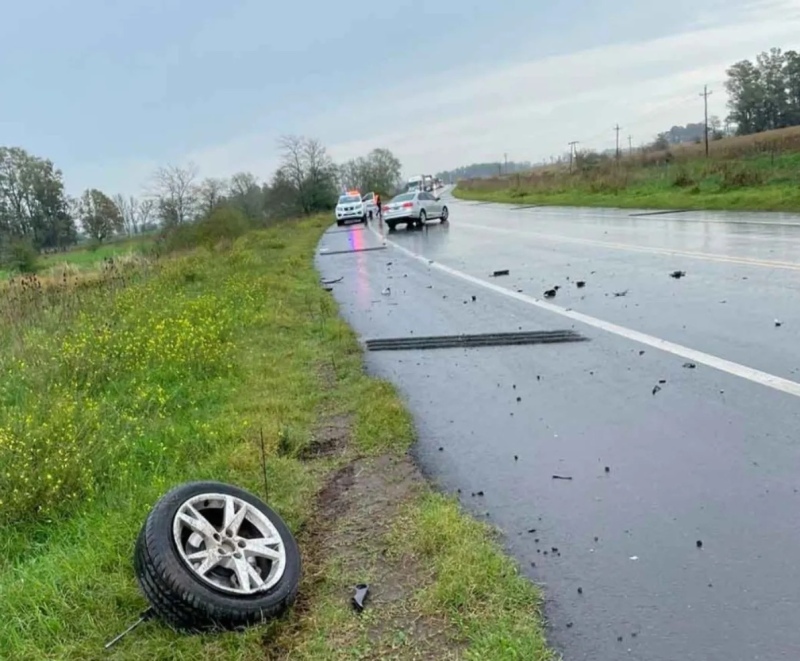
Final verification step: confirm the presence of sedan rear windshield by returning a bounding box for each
[338,195,361,204]
[391,193,415,202]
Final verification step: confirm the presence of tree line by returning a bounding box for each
[0,137,403,264]
[725,47,800,135]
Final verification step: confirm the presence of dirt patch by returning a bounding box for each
[300,413,352,460]
[267,450,463,660]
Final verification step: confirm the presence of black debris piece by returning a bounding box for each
[652,385,662,396]
[617,636,624,642]
[476,491,485,497]
[471,295,477,302]
[554,285,561,291]
[605,466,610,473]
[683,362,697,369]
[527,528,537,533]
[515,455,519,462]
[552,475,574,481]
[631,632,638,638]
[670,270,687,279]
[775,319,783,327]
[696,540,703,549]
[321,276,344,285]
[594,536,599,542]
[491,269,510,277]
[577,587,583,595]
[537,375,541,381]
[323,287,333,292]
[576,281,586,288]
[659,379,667,384]
[516,396,522,402]
[551,547,559,553]
[366,330,587,352]
[613,290,629,298]
[544,289,557,298]
[352,584,370,612]
[567,622,574,629]
[639,350,645,356]
[438,447,444,452]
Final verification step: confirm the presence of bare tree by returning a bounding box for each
[197,177,227,216]
[138,198,154,231]
[277,135,337,214]
[150,163,199,226]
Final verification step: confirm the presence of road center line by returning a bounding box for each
[457,221,800,271]
[368,224,800,399]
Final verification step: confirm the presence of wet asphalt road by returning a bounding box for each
[315,192,800,661]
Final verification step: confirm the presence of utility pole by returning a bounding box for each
[614,124,622,160]
[628,135,633,156]
[568,141,579,172]
[700,85,713,158]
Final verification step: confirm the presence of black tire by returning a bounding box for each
[440,206,449,223]
[387,221,397,232]
[362,215,368,224]
[134,481,301,632]
[418,210,427,227]
[336,220,343,227]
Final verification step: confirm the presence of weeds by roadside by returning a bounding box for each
[0,215,552,660]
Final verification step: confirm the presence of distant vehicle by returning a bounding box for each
[382,190,449,231]
[405,175,434,192]
[335,191,367,226]
[405,175,423,192]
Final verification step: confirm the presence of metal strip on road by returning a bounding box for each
[368,225,800,399]
[366,330,587,351]
[456,221,800,271]
[319,246,386,256]
[629,209,692,217]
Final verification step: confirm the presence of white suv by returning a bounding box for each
[335,193,367,226]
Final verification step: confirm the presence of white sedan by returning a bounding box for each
[382,191,449,231]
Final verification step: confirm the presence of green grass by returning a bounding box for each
[39,235,156,270]
[0,217,552,660]
[456,152,800,213]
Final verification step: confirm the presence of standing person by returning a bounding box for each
[375,193,382,222]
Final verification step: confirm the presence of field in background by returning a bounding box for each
[457,125,800,212]
[0,218,551,661]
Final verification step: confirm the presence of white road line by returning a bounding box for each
[368,224,800,399]
[456,221,800,271]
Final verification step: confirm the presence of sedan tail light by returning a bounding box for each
[402,202,414,208]
[382,205,390,212]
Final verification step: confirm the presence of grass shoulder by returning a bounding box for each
[0,216,551,660]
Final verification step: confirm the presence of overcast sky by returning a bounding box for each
[2,0,800,195]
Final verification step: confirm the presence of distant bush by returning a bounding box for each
[672,170,696,188]
[1,238,39,274]
[718,163,764,190]
[163,206,252,253]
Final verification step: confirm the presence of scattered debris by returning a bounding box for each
[696,540,703,549]
[630,556,639,561]
[527,528,537,533]
[639,350,645,356]
[594,536,599,542]
[775,319,783,328]
[552,475,574,481]
[605,466,610,473]
[491,269,510,277]
[472,491,485,497]
[577,587,583,595]
[471,295,477,302]
[659,379,667,384]
[670,270,687,279]
[683,362,697,369]
[515,455,519,462]
[617,636,624,642]
[438,447,444,452]
[554,285,561,291]
[381,287,391,296]
[516,396,522,403]
[652,385,662,396]
[321,276,344,285]
[352,584,370,612]
[567,622,574,629]
[613,290,629,298]
[576,281,586,288]
[323,287,333,292]
[544,289,557,298]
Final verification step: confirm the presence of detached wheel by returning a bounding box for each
[134,481,301,631]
